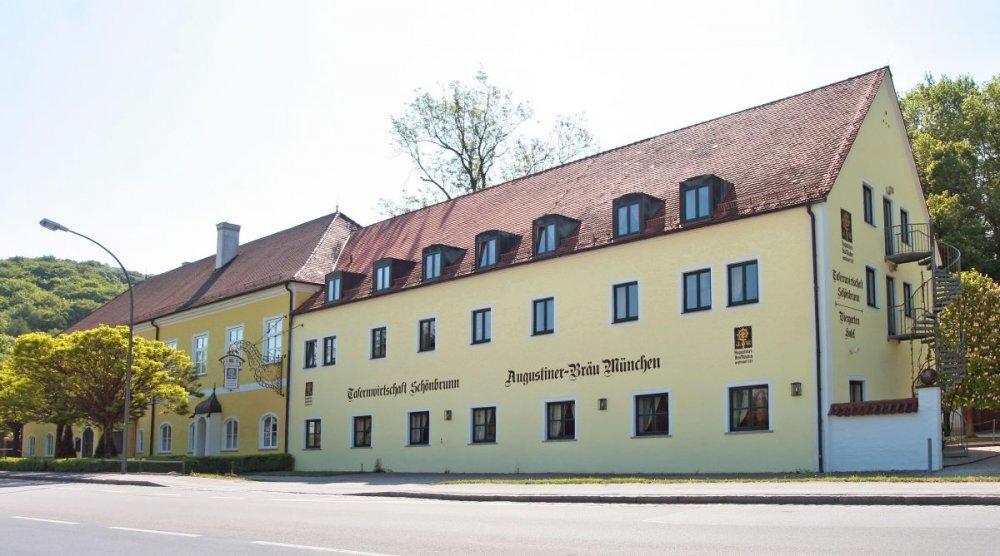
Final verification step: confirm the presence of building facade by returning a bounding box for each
[22,213,358,459]
[286,67,950,473]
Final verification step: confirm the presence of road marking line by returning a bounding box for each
[109,526,200,537]
[250,541,398,555]
[12,516,78,525]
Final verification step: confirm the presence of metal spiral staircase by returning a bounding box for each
[885,223,966,391]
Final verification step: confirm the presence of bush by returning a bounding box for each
[0,453,294,475]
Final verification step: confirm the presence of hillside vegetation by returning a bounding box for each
[0,256,145,336]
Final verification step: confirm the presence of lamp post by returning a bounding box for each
[40,218,134,474]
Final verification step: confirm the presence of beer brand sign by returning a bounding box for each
[219,351,243,391]
[734,326,753,365]
[840,209,854,263]
[504,354,661,388]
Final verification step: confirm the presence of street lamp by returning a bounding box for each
[40,218,134,474]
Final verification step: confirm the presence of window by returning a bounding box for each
[327,275,342,302]
[477,235,498,269]
[192,333,208,375]
[226,325,243,354]
[424,251,442,281]
[613,282,639,323]
[615,200,641,237]
[682,181,712,222]
[164,339,178,350]
[546,401,575,440]
[883,198,894,255]
[886,276,897,335]
[903,282,914,318]
[44,433,54,457]
[159,423,172,453]
[223,418,239,451]
[535,222,556,255]
[418,319,436,352]
[849,380,865,403]
[188,422,195,453]
[472,407,496,444]
[27,436,35,457]
[729,385,769,432]
[322,336,337,366]
[900,208,910,245]
[263,317,283,364]
[371,327,387,359]
[683,268,712,312]
[865,266,877,308]
[472,308,492,344]
[304,419,321,449]
[353,415,372,448]
[408,411,430,445]
[304,339,317,368]
[374,261,391,291]
[728,260,759,306]
[260,414,278,449]
[136,429,144,454]
[635,393,669,436]
[862,183,874,225]
[532,297,555,335]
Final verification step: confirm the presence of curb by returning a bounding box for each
[0,473,164,488]
[351,491,1000,506]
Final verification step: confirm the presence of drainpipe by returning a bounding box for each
[807,204,825,473]
[283,283,295,454]
[150,318,160,458]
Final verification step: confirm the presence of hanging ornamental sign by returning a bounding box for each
[219,350,244,391]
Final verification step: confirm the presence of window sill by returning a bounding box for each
[631,434,671,439]
[258,446,278,451]
[725,429,773,435]
[304,447,321,451]
[322,363,336,367]
[468,441,497,446]
[351,446,372,449]
[220,448,239,452]
[727,300,759,308]
[532,330,554,337]
[417,349,436,354]
[470,340,492,346]
[682,307,711,314]
[406,443,430,448]
[612,317,639,324]
[543,438,577,442]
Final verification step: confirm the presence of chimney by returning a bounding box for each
[215,222,241,269]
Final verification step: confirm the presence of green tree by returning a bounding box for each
[938,271,1000,409]
[380,70,598,215]
[6,326,197,458]
[900,74,1000,278]
[0,256,145,336]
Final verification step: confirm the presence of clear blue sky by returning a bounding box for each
[2,0,997,274]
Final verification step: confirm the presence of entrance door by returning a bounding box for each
[195,418,207,456]
[81,427,94,457]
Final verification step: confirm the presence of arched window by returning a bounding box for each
[223,418,239,451]
[44,433,54,457]
[260,414,278,449]
[187,422,196,453]
[159,423,172,453]
[28,436,36,457]
[136,429,145,455]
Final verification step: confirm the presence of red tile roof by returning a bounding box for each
[67,212,359,331]
[828,398,918,417]
[299,67,888,313]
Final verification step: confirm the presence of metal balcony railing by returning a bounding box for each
[885,223,933,264]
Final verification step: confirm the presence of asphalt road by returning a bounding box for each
[2,477,999,555]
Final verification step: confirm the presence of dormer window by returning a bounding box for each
[424,251,442,281]
[680,174,733,224]
[422,244,465,283]
[374,261,392,291]
[475,231,518,271]
[613,193,663,238]
[327,275,342,302]
[478,236,497,268]
[532,215,579,258]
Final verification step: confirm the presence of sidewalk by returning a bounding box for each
[3,446,999,506]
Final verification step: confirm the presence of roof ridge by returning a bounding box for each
[358,66,892,230]
[294,211,358,282]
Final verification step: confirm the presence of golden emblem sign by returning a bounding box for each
[734,326,753,350]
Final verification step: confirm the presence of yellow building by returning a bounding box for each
[286,68,957,473]
[22,212,358,459]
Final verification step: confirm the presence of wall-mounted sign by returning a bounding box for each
[832,269,863,339]
[347,377,460,402]
[305,381,314,405]
[840,209,854,263]
[504,354,661,388]
[219,351,243,391]
[734,326,753,365]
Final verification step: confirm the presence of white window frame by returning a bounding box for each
[164,339,178,350]
[136,428,145,455]
[375,264,391,291]
[260,413,279,450]
[327,276,342,302]
[723,380,774,434]
[225,324,244,354]
[848,376,868,403]
[44,433,54,457]
[222,417,239,451]
[192,332,209,376]
[159,423,172,454]
[262,316,284,364]
[28,436,36,457]
[187,422,196,453]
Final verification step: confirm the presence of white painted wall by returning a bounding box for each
[828,387,942,472]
